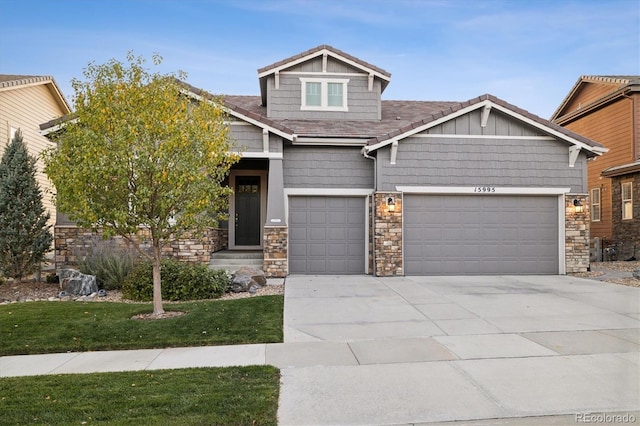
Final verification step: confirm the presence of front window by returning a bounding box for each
[591,188,601,222]
[327,82,343,107]
[622,182,633,220]
[305,82,321,107]
[300,78,349,111]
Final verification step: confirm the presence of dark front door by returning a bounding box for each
[235,176,261,246]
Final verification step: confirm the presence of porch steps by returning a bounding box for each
[209,250,264,273]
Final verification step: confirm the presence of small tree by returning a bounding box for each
[44,53,238,315]
[0,129,53,281]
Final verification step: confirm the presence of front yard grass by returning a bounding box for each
[0,366,279,425]
[0,295,283,355]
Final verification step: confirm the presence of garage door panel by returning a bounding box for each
[405,195,558,275]
[289,196,365,274]
[309,227,326,240]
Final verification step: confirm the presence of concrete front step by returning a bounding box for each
[209,251,264,272]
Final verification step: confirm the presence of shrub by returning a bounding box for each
[122,259,230,302]
[79,238,138,290]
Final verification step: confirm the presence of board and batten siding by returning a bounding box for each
[283,145,374,188]
[0,83,68,230]
[426,108,546,137]
[266,56,382,121]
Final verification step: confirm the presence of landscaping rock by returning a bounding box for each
[58,269,98,296]
[230,267,266,293]
[633,269,640,280]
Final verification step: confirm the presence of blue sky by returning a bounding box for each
[1,0,638,118]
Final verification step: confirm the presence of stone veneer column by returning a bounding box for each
[565,194,589,273]
[263,226,287,277]
[374,192,403,276]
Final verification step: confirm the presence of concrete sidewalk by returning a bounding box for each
[1,274,639,425]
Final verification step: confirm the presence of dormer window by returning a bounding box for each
[300,78,349,111]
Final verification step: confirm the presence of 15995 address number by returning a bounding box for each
[474,187,496,193]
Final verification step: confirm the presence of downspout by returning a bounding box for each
[362,146,377,275]
[361,146,377,190]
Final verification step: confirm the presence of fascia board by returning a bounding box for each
[258,48,390,83]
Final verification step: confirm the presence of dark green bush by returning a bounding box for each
[122,259,230,302]
[79,238,138,290]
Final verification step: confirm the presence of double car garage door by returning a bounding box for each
[288,194,559,275]
[404,195,559,275]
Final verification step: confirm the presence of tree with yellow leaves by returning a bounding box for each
[44,53,238,316]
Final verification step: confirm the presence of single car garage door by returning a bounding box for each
[404,195,559,275]
[289,196,366,274]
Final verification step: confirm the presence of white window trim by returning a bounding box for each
[591,188,601,222]
[300,78,349,112]
[622,181,633,220]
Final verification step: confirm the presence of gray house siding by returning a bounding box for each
[427,109,545,137]
[377,136,587,192]
[266,57,382,121]
[229,124,264,152]
[283,145,374,188]
[228,125,283,154]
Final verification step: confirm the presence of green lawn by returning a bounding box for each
[0,366,279,425]
[0,295,283,355]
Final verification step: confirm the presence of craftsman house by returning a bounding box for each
[551,76,640,260]
[51,45,606,276]
[0,75,71,231]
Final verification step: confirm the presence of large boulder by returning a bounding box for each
[230,267,266,293]
[633,269,640,280]
[59,269,98,296]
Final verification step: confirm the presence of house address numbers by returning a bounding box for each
[474,186,496,193]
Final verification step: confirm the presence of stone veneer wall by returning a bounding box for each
[263,226,287,278]
[611,173,640,259]
[374,192,403,276]
[565,194,590,273]
[54,226,228,269]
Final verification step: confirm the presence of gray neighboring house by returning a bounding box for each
[51,45,607,277]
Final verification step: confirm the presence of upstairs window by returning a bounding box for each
[622,182,633,220]
[591,188,601,222]
[300,78,348,111]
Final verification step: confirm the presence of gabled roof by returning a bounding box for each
[0,74,71,114]
[550,75,640,122]
[257,45,392,105]
[364,94,606,158]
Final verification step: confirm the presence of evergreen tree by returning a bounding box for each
[0,129,53,281]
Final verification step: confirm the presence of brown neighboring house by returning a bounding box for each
[552,76,640,260]
[0,75,72,231]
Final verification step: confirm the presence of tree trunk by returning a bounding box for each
[152,240,165,315]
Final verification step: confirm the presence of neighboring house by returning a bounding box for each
[0,75,72,231]
[551,76,640,260]
[47,46,606,276]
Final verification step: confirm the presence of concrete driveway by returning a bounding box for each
[275,275,640,425]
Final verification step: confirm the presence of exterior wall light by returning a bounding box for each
[573,198,584,213]
[387,196,396,212]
